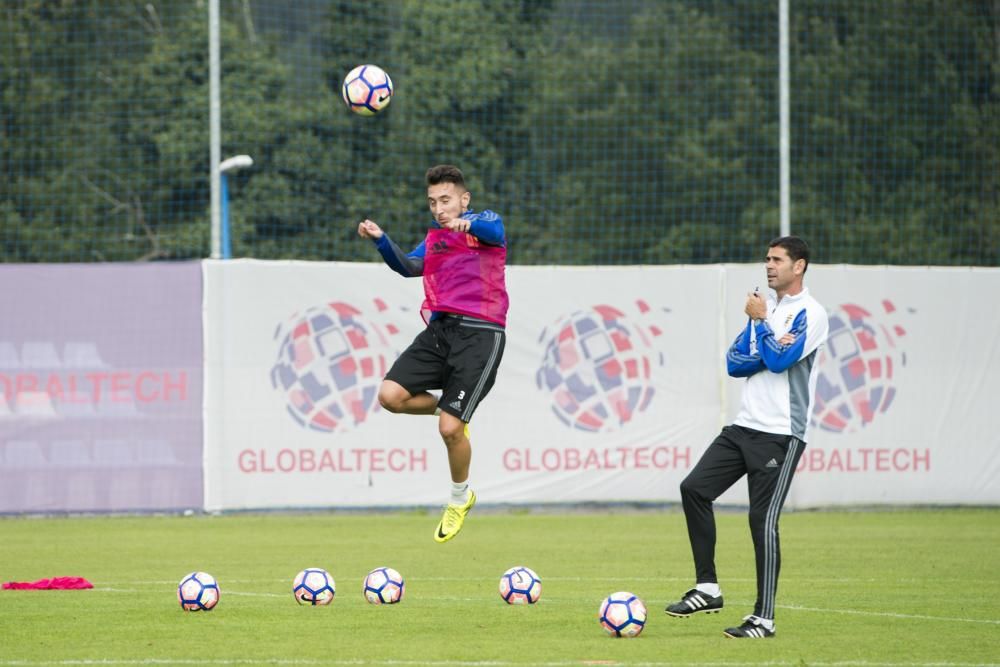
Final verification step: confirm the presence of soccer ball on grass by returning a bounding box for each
[599,591,646,637]
[363,566,405,604]
[498,566,541,605]
[293,568,336,606]
[177,571,220,611]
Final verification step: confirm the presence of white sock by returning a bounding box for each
[751,615,775,630]
[450,480,469,505]
[695,582,721,597]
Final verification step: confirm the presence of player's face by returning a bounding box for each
[764,246,804,292]
[427,182,470,225]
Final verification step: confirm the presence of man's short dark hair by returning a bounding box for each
[768,235,811,272]
[426,164,466,189]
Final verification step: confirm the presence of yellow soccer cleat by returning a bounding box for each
[434,489,476,543]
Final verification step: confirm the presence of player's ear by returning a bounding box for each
[793,258,806,276]
[460,189,471,210]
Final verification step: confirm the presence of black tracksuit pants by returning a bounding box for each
[679,424,804,621]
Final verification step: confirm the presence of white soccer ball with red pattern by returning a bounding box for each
[599,591,646,637]
[498,566,541,605]
[363,566,405,605]
[293,568,336,606]
[177,571,220,611]
[342,64,393,116]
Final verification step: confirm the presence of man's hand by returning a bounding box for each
[778,333,796,346]
[744,291,767,321]
[744,292,767,320]
[442,217,471,233]
[358,219,384,240]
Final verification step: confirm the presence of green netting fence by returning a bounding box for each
[1,0,997,265]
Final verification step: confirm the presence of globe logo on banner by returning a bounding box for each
[536,302,665,433]
[270,300,400,433]
[812,300,908,434]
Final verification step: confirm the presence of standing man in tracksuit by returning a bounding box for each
[357,164,507,544]
[665,236,828,639]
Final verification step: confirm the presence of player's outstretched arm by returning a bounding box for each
[359,218,425,278]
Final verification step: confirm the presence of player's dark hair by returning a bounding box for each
[768,235,811,273]
[426,164,466,189]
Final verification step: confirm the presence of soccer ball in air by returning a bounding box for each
[177,571,220,611]
[599,591,647,637]
[498,566,542,605]
[342,64,393,116]
[293,568,336,606]
[363,566,405,605]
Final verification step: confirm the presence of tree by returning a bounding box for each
[789,0,999,264]
[513,3,776,264]
[2,0,996,266]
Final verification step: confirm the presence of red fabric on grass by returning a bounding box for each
[3,577,93,590]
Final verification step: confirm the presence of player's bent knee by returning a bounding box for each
[377,392,401,413]
[377,382,408,413]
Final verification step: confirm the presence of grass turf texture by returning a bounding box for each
[1,509,998,666]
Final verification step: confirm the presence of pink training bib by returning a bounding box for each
[420,228,509,327]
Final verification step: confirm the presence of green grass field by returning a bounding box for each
[1,508,998,666]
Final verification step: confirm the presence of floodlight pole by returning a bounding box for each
[209,0,222,259]
[219,155,254,260]
[779,0,791,237]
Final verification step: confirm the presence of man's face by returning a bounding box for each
[765,245,803,292]
[427,182,470,225]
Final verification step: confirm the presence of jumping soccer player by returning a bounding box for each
[357,164,508,543]
[665,236,828,638]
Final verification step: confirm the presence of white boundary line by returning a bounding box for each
[0,660,997,666]
[776,603,1000,626]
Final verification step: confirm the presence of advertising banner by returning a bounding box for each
[0,263,203,513]
[203,261,722,510]
[205,261,1000,510]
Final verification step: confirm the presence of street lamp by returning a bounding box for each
[219,154,254,260]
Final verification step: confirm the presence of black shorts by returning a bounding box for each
[385,314,506,422]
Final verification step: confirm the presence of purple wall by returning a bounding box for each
[0,263,203,513]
